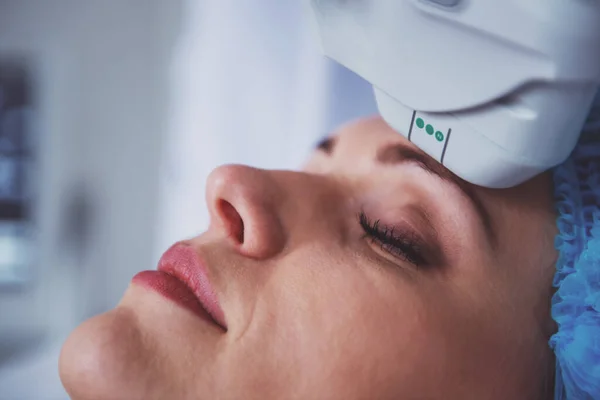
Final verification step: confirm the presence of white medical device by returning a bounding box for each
[308,0,600,188]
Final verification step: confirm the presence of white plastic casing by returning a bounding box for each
[308,0,600,188]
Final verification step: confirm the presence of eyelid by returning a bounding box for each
[359,205,446,267]
[402,207,445,266]
[359,212,428,267]
[395,154,497,250]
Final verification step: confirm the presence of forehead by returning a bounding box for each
[318,116,427,169]
[332,116,409,149]
[312,114,557,260]
[327,116,555,201]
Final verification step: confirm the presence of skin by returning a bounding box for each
[60,116,558,400]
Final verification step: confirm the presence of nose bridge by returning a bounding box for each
[267,169,349,250]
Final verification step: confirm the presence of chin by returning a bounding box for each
[59,285,221,400]
[59,306,151,400]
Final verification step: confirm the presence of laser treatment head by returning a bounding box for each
[308,0,600,188]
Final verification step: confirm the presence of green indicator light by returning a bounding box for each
[416,118,425,129]
[435,131,444,142]
[426,124,434,135]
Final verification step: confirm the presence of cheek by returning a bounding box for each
[424,260,553,399]
[223,249,442,398]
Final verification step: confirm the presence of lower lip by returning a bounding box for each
[132,270,217,325]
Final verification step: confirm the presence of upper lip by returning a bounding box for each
[158,243,227,330]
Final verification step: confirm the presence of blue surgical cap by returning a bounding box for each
[550,91,600,400]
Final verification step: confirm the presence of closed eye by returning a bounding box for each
[359,211,427,268]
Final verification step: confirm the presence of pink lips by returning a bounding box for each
[132,243,227,330]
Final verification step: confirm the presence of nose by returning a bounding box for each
[205,164,286,259]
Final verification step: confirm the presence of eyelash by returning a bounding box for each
[358,212,426,268]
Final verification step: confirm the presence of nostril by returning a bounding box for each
[218,200,244,244]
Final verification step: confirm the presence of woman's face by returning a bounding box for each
[60,117,558,400]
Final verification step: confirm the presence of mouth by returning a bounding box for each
[132,243,227,330]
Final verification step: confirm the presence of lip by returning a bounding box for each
[132,243,227,330]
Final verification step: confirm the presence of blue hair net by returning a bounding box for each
[550,91,600,400]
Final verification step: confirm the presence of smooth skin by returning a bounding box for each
[60,116,558,400]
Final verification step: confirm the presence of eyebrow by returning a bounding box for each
[376,143,497,249]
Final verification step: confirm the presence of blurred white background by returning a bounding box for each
[0,0,376,398]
